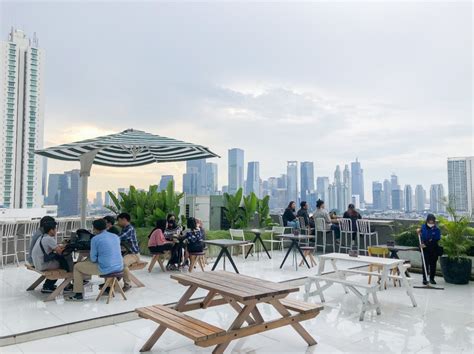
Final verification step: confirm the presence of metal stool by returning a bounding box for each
[96,271,127,304]
[315,219,336,254]
[338,218,353,254]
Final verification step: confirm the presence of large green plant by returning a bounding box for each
[240,192,258,228]
[394,221,424,247]
[439,206,474,260]
[223,188,244,228]
[105,181,184,228]
[256,195,272,228]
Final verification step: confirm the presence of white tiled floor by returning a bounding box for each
[1,251,473,353]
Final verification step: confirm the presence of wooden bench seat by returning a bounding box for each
[136,304,226,351]
[25,264,73,302]
[279,298,323,315]
[128,261,147,271]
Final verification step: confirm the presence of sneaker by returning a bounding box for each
[430,279,437,285]
[122,284,132,293]
[41,287,55,294]
[66,293,83,301]
[423,280,429,285]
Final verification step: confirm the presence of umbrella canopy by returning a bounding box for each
[35,129,219,227]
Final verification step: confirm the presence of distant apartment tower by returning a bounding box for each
[448,157,474,217]
[287,161,298,203]
[159,175,174,191]
[415,185,426,212]
[372,181,383,210]
[0,28,44,208]
[183,173,198,195]
[186,159,207,195]
[391,188,403,211]
[404,185,413,212]
[351,158,364,203]
[430,184,446,213]
[46,173,61,205]
[94,191,103,207]
[205,163,218,195]
[342,165,352,210]
[104,191,113,206]
[383,179,391,209]
[246,161,260,197]
[58,170,81,217]
[300,162,314,202]
[228,148,244,194]
[316,177,330,203]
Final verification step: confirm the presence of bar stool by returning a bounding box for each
[357,219,378,255]
[148,252,171,272]
[299,246,317,267]
[315,219,336,254]
[96,271,127,304]
[338,218,353,254]
[1,222,19,267]
[189,252,206,272]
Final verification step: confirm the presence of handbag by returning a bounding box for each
[39,236,58,263]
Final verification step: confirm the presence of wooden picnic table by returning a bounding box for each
[278,234,315,270]
[305,252,417,321]
[204,239,249,273]
[137,271,323,354]
[244,229,272,260]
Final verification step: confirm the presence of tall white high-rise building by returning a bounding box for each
[430,184,446,214]
[404,184,413,212]
[0,28,44,208]
[228,148,244,194]
[300,161,314,202]
[448,157,474,218]
[246,161,260,197]
[415,185,426,212]
[351,158,364,203]
[287,161,298,203]
[342,164,352,209]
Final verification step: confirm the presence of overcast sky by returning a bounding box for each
[1,0,472,202]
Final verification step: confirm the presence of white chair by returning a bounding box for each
[56,218,68,243]
[315,218,336,254]
[357,219,379,255]
[70,218,82,232]
[297,217,310,247]
[229,229,254,258]
[19,220,40,262]
[263,226,287,253]
[338,218,353,254]
[1,222,20,267]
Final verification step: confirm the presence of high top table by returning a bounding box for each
[204,239,249,274]
[244,229,272,260]
[278,234,315,270]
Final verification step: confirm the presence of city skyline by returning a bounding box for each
[1,2,471,204]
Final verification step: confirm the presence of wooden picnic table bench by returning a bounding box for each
[25,264,73,302]
[136,271,323,354]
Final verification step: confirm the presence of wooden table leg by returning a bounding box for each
[26,275,45,291]
[175,285,198,311]
[270,299,317,346]
[224,296,256,325]
[140,325,167,352]
[212,300,257,354]
[45,277,72,302]
[129,273,145,287]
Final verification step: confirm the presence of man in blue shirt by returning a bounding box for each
[68,219,123,301]
[117,212,141,292]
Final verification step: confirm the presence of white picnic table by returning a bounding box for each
[304,252,417,321]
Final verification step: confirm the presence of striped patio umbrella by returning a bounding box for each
[35,129,219,227]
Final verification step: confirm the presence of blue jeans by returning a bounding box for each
[331,224,340,239]
[287,220,300,229]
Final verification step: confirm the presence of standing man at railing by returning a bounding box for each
[117,212,140,292]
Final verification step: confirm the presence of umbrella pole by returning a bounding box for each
[79,150,99,229]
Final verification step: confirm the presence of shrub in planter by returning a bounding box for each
[438,207,474,285]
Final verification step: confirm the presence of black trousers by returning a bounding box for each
[422,242,439,281]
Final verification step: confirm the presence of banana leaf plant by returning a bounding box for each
[240,192,258,228]
[256,195,272,228]
[223,188,244,228]
[105,180,184,227]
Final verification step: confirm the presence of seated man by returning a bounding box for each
[27,216,55,265]
[68,219,123,301]
[103,215,120,235]
[117,212,141,292]
[297,201,314,229]
[31,221,73,293]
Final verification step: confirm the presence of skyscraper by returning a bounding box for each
[186,159,207,195]
[159,175,174,191]
[383,179,391,209]
[343,164,352,210]
[104,191,113,207]
[58,170,81,217]
[246,161,260,197]
[205,162,218,195]
[430,184,446,213]
[415,185,426,212]
[448,157,474,217]
[391,189,403,211]
[351,158,364,203]
[404,185,413,212]
[0,28,44,208]
[300,162,314,202]
[228,148,244,194]
[46,173,61,205]
[391,173,399,191]
[94,191,103,207]
[287,161,298,203]
[183,173,198,195]
[316,177,329,203]
[372,181,383,210]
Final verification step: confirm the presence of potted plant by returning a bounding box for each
[438,207,474,284]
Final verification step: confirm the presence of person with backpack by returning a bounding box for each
[27,216,55,265]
